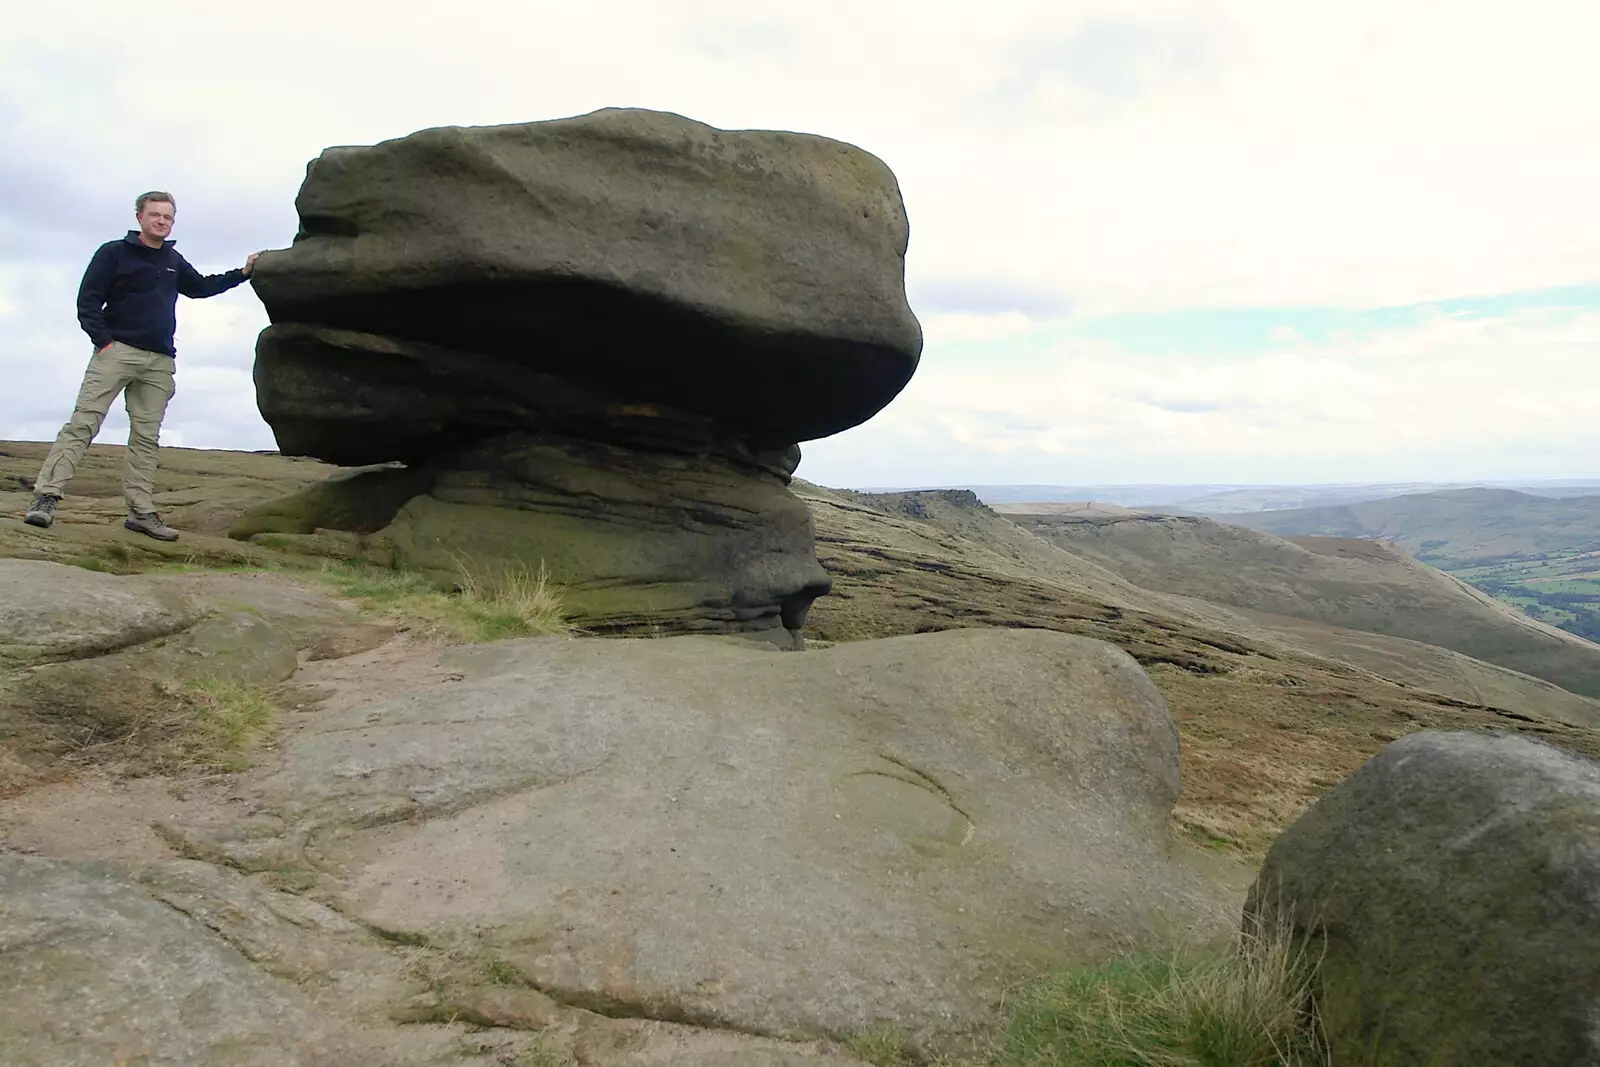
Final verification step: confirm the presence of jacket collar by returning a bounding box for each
[123,230,175,249]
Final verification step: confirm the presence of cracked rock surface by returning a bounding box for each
[0,850,868,1067]
[169,627,1249,1058]
[0,852,364,1067]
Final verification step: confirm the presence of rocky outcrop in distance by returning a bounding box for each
[240,108,924,643]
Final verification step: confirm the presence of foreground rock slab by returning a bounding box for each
[1247,730,1600,1066]
[0,853,361,1067]
[0,849,872,1066]
[0,558,206,665]
[176,628,1246,1056]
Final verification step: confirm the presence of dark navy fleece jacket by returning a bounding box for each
[76,231,249,357]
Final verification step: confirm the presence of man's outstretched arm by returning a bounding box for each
[176,250,262,298]
[76,243,118,350]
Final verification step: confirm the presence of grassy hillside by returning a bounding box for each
[5,444,1600,858]
[999,509,1600,700]
[1210,487,1600,565]
[1208,487,1600,643]
[800,484,1600,853]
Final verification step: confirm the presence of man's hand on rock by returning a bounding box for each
[243,251,263,276]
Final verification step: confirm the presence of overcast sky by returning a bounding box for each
[3,1,1597,489]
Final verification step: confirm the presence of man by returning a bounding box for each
[24,191,263,541]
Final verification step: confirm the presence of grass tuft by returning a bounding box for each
[310,559,578,644]
[484,959,522,986]
[178,678,284,770]
[999,916,1325,1067]
[454,557,578,642]
[0,742,39,795]
[848,1027,911,1066]
[517,1038,575,1067]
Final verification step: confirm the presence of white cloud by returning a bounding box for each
[924,312,1040,343]
[3,0,1599,485]
[799,307,1600,485]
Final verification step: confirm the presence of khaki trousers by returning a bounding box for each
[34,341,176,516]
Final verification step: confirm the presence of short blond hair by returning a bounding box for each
[135,191,176,214]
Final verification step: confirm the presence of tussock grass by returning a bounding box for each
[998,917,1325,1067]
[177,678,284,770]
[517,1039,575,1067]
[25,672,289,776]
[849,1027,911,1065]
[0,743,39,795]
[312,558,578,644]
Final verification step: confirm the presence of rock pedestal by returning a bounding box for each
[239,108,923,640]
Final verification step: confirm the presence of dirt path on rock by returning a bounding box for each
[0,633,456,864]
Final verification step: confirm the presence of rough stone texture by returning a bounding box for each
[252,323,818,469]
[1246,730,1600,1066]
[11,609,299,741]
[0,566,365,788]
[0,852,361,1067]
[249,107,921,450]
[131,859,428,1017]
[227,457,432,538]
[566,1020,873,1066]
[0,558,207,665]
[173,628,1246,1057]
[239,107,918,638]
[368,432,831,635]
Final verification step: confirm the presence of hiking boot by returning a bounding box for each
[23,494,60,528]
[124,512,179,542]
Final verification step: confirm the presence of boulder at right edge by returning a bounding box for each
[1246,730,1600,1067]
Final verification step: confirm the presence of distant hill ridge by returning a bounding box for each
[1000,504,1600,701]
[1208,487,1600,565]
[858,480,1600,513]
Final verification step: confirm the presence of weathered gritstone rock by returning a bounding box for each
[174,628,1247,1057]
[0,564,368,787]
[12,608,299,741]
[376,432,831,636]
[0,850,873,1065]
[242,108,919,640]
[0,853,366,1067]
[1247,730,1600,1067]
[252,323,810,470]
[231,428,830,638]
[0,558,207,665]
[250,107,921,450]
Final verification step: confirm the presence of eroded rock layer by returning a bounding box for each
[251,107,922,450]
[244,109,924,637]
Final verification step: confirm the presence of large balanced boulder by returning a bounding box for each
[242,108,924,640]
[249,107,921,450]
[1246,730,1600,1066]
[168,628,1247,1058]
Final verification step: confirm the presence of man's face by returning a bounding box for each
[137,200,176,241]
